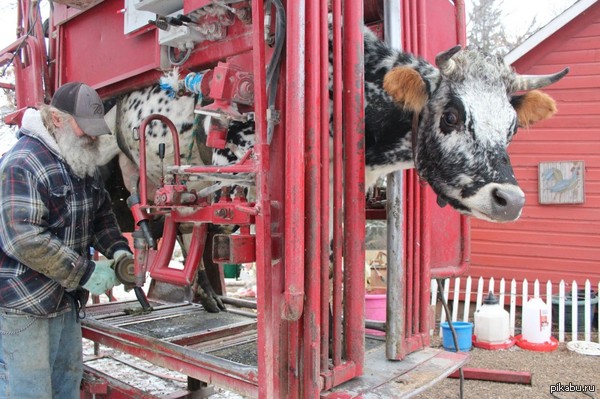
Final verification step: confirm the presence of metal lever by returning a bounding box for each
[158,142,166,184]
[134,287,153,312]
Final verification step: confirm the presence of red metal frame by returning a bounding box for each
[331,0,345,372]
[83,315,261,396]
[1,1,471,397]
[0,1,50,124]
[303,0,322,395]
[148,220,207,285]
[341,0,367,378]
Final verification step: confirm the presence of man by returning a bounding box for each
[0,82,133,398]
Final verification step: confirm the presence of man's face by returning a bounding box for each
[66,116,97,145]
[54,113,101,177]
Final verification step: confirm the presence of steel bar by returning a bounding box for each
[249,0,277,397]
[331,0,344,368]
[284,1,306,396]
[319,0,332,375]
[281,0,306,323]
[303,0,323,396]
[342,0,366,374]
[384,0,406,361]
[448,368,532,385]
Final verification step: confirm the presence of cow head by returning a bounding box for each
[383,46,568,222]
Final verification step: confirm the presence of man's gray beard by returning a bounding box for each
[54,123,101,178]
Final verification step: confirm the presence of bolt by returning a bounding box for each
[215,209,228,218]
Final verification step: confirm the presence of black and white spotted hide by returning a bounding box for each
[209,120,256,176]
[103,85,208,194]
[100,85,225,313]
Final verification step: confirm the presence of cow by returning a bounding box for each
[97,84,227,311]
[99,25,568,311]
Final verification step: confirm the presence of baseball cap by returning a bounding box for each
[50,82,112,136]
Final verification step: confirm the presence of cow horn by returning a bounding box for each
[511,67,569,92]
[435,45,462,75]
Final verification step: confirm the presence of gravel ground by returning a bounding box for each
[415,335,600,399]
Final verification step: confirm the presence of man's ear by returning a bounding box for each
[383,67,428,113]
[51,110,64,128]
[511,90,557,128]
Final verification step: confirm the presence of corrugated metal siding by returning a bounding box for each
[469,4,600,287]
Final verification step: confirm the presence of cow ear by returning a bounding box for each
[511,90,557,128]
[383,67,428,113]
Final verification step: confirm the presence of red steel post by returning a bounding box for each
[319,0,332,373]
[283,1,306,396]
[342,0,366,373]
[303,0,323,396]
[331,0,344,368]
[282,0,306,323]
[455,0,468,46]
[249,0,278,397]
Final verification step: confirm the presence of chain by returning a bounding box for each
[0,315,37,335]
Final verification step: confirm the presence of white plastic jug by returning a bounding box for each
[521,297,551,344]
[474,292,510,344]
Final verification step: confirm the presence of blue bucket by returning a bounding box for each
[441,321,473,352]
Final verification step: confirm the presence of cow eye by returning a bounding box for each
[440,108,460,133]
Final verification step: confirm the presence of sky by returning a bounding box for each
[467,0,578,41]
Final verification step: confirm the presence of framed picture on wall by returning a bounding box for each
[538,161,585,205]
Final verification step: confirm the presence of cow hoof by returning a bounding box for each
[197,291,221,313]
[201,297,221,313]
[196,289,226,313]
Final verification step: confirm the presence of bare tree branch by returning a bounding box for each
[467,0,539,56]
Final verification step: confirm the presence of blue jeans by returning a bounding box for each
[0,308,82,399]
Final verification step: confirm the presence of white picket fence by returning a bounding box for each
[431,277,600,343]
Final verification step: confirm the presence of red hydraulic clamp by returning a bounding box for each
[195,57,255,149]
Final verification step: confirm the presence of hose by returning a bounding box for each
[168,46,192,66]
[265,0,285,144]
[436,278,464,399]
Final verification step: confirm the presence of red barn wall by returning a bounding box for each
[469,4,600,288]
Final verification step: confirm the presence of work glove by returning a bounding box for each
[113,249,133,264]
[112,249,135,287]
[82,259,120,295]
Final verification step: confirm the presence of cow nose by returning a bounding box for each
[491,186,525,221]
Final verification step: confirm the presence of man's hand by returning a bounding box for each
[112,250,135,286]
[113,250,133,264]
[82,260,120,295]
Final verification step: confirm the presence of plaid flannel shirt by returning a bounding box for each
[0,118,130,317]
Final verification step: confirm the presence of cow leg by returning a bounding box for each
[201,227,226,295]
[195,268,226,313]
[177,230,225,313]
[195,231,226,312]
[118,153,160,198]
[118,154,139,194]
